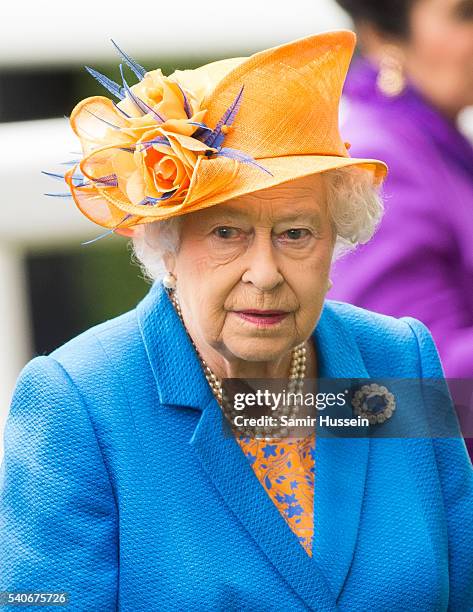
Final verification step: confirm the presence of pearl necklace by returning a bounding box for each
[169,291,307,439]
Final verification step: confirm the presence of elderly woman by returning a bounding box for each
[1,31,472,612]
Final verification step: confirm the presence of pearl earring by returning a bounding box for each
[163,271,177,291]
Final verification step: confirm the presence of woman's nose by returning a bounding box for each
[241,233,284,291]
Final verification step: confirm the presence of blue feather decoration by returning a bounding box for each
[110,39,147,80]
[113,101,131,119]
[188,121,212,130]
[119,64,166,123]
[85,66,124,100]
[216,147,273,175]
[81,214,133,245]
[156,189,178,200]
[43,168,117,190]
[210,130,228,151]
[83,107,122,130]
[205,86,245,148]
[44,192,73,198]
[43,166,86,189]
[177,84,193,118]
[90,174,119,187]
[41,170,80,182]
[139,189,177,205]
[59,159,81,166]
[189,121,213,141]
[139,136,171,151]
[81,230,116,245]
[220,86,245,127]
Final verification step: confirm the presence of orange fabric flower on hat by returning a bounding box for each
[59,43,266,239]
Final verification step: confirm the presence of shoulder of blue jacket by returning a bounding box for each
[47,307,146,389]
[324,299,415,338]
[322,299,432,376]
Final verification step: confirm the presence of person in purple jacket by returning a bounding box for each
[331,0,473,379]
[331,0,473,459]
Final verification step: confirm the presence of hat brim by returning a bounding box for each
[113,153,387,236]
[184,153,387,209]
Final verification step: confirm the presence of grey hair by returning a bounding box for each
[326,165,384,259]
[131,165,384,282]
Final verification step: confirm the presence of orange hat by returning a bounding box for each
[60,30,387,238]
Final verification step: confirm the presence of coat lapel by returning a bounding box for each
[189,397,338,611]
[312,302,371,602]
[137,283,371,609]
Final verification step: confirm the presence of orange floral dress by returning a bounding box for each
[236,433,316,556]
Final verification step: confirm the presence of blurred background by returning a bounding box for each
[1,0,472,458]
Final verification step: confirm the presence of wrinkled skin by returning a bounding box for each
[164,174,335,380]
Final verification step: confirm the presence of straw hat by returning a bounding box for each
[59,30,387,237]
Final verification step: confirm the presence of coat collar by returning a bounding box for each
[136,280,214,409]
[137,282,371,609]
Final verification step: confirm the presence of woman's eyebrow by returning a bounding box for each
[281,212,322,221]
[274,212,323,227]
[203,209,248,224]
[202,209,324,225]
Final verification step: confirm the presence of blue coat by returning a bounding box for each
[1,282,472,611]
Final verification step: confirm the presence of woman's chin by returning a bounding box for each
[223,338,296,367]
[220,314,301,364]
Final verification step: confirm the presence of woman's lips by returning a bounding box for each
[233,310,289,326]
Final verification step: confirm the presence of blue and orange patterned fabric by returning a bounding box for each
[236,433,315,556]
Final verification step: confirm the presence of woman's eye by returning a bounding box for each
[212,226,241,239]
[280,228,311,241]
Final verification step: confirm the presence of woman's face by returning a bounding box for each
[406,0,473,113]
[167,174,335,365]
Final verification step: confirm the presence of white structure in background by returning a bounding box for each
[0,0,350,67]
[0,119,99,457]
